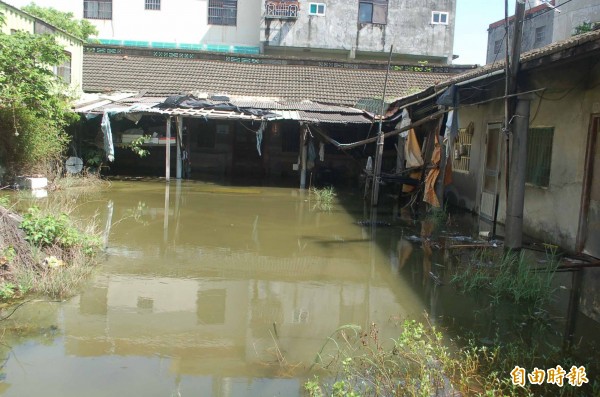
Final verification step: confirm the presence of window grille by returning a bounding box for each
[534,26,546,45]
[145,0,161,11]
[453,124,473,173]
[526,127,554,187]
[208,0,237,26]
[55,52,72,84]
[84,0,112,20]
[494,39,503,55]
[358,0,387,24]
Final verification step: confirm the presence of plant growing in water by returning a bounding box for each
[451,248,560,307]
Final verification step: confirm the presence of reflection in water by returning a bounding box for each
[0,181,425,397]
[2,181,598,396]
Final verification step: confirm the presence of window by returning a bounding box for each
[145,0,160,10]
[55,52,72,84]
[84,0,112,20]
[358,0,388,24]
[34,20,55,35]
[525,127,554,187]
[452,124,474,173]
[308,3,326,16]
[534,26,546,45]
[493,39,503,55]
[208,0,237,26]
[432,11,449,25]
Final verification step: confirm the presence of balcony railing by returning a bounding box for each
[265,1,299,19]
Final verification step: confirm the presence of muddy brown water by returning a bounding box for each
[0,180,598,396]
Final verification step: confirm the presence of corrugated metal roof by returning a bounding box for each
[298,111,372,124]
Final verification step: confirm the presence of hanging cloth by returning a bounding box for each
[101,109,119,162]
[423,135,441,208]
[404,128,424,168]
[398,109,412,138]
[255,121,266,156]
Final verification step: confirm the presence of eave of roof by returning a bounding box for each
[388,29,600,112]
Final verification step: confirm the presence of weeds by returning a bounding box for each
[306,316,599,396]
[451,249,559,307]
[311,187,336,204]
[310,187,337,211]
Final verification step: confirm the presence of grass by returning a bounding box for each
[451,248,560,307]
[305,316,600,397]
[0,184,103,301]
[310,186,337,211]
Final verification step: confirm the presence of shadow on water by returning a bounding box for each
[0,179,598,396]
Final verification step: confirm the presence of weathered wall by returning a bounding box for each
[486,8,554,65]
[486,1,600,65]
[450,57,600,252]
[552,0,600,42]
[262,0,456,63]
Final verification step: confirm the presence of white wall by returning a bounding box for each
[5,0,262,46]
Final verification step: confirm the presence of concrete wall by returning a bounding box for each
[486,1,600,65]
[5,0,262,47]
[262,0,456,63]
[552,0,600,41]
[449,57,600,253]
[0,1,84,92]
[486,8,554,64]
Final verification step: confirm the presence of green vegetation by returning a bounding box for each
[573,22,595,36]
[0,199,102,300]
[311,186,336,203]
[451,249,559,307]
[306,317,599,396]
[0,21,76,179]
[120,135,151,158]
[22,3,98,41]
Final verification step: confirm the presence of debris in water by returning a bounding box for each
[355,220,392,227]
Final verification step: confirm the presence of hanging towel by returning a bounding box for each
[404,128,424,168]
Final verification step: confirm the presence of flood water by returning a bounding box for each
[0,180,598,396]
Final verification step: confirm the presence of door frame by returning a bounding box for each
[479,122,504,221]
[576,114,600,253]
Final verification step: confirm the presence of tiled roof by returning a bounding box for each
[83,53,452,107]
[389,29,600,110]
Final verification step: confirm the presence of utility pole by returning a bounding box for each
[371,45,393,206]
[505,0,528,250]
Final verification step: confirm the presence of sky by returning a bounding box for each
[454,0,517,65]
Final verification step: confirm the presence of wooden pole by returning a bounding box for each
[371,45,394,206]
[300,125,307,189]
[505,96,530,250]
[176,116,183,179]
[165,117,171,181]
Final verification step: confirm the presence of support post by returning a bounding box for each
[505,97,530,250]
[300,125,307,189]
[395,136,405,173]
[165,117,171,181]
[176,116,183,179]
[371,133,385,206]
[371,45,393,206]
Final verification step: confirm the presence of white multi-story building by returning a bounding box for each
[6,0,456,63]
